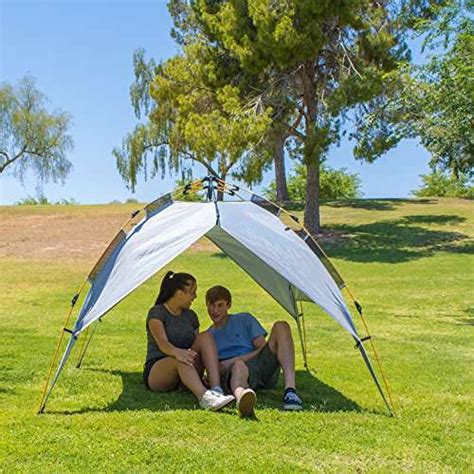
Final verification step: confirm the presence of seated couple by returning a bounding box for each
[144,271,303,417]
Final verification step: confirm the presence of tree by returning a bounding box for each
[113,47,272,199]
[191,0,443,234]
[355,1,473,178]
[0,76,73,184]
[265,162,362,202]
[404,12,473,178]
[115,2,293,200]
[412,170,474,198]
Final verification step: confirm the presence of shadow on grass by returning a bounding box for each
[257,370,361,413]
[50,368,361,416]
[458,307,474,326]
[270,198,438,212]
[210,252,228,259]
[324,198,437,211]
[324,215,472,263]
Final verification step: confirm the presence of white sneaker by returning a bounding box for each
[199,389,234,411]
[236,388,256,418]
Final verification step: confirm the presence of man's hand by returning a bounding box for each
[219,358,235,370]
[174,348,197,366]
[219,346,265,370]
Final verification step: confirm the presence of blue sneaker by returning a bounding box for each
[283,388,303,411]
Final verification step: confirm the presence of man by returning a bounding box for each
[206,285,303,417]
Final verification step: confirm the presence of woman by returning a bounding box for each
[144,271,234,411]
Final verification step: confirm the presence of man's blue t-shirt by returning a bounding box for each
[208,313,267,360]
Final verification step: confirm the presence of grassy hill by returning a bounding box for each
[1,198,473,472]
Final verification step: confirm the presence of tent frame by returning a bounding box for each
[38,176,395,416]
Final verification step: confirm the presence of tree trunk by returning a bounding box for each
[302,62,321,235]
[304,158,320,235]
[274,134,289,202]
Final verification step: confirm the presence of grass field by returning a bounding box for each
[1,198,473,472]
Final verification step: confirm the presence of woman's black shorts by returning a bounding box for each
[143,357,162,390]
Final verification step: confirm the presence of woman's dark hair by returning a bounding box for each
[155,271,196,305]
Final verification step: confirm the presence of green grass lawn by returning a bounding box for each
[1,198,473,472]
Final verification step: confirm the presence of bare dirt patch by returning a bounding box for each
[0,207,218,262]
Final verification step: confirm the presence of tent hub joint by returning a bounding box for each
[71,293,79,307]
[354,336,372,349]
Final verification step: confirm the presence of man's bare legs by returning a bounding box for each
[229,360,255,417]
[227,321,302,413]
[267,321,296,389]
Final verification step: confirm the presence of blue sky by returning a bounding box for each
[1,0,434,204]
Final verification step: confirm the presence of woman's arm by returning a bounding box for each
[148,319,197,365]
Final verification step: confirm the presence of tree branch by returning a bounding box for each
[285,112,304,139]
[0,146,27,173]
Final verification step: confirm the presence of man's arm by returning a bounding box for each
[219,335,267,369]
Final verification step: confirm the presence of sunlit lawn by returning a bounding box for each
[1,198,473,472]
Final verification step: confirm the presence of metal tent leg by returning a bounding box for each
[76,320,100,369]
[357,340,394,416]
[295,313,308,370]
[38,335,77,413]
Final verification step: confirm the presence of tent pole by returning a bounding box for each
[39,335,77,414]
[75,324,91,366]
[300,301,308,369]
[76,320,100,368]
[38,281,87,414]
[295,313,308,370]
[345,288,397,415]
[357,341,394,416]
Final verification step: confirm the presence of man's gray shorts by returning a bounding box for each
[221,344,280,393]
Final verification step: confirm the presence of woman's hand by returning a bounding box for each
[174,348,197,366]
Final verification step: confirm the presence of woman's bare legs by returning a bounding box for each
[191,332,221,388]
[147,357,207,400]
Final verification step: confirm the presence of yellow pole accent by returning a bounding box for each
[344,286,397,415]
[38,278,88,413]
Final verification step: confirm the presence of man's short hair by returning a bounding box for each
[206,285,232,304]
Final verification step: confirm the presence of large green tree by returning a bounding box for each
[0,76,73,183]
[191,0,444,233]
[114,48,272,197]
[115,1,295,200]
[406,1,473,178]
[355,1,473,180]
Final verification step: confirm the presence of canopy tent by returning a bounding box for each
[39,177,394,415]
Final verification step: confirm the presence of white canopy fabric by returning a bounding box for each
[75,202,216,333]
[41,190,394,416]
[73,200,359,340]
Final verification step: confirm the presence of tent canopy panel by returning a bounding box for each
[74,202,216,334]
[206,226,299,317]
[217,201,358,338]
